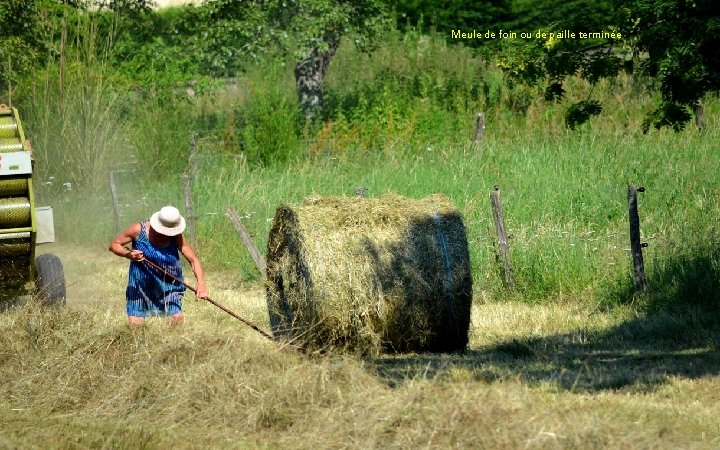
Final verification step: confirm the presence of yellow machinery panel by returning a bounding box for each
[0,104,36,289]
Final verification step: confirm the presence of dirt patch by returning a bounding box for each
[36,243,268,326]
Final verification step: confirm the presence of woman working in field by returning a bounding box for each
[109,206,209,325]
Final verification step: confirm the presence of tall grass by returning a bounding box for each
[19,11,130,202]
[319,29,493,152]
[18,26,720,309]
[184,113,719,308]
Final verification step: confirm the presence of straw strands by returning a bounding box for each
[265,193,473,354]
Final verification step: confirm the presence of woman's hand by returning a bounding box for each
[195,283,209,300]
[125,249,145,262]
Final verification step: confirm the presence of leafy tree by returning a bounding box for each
[0,0,165,97]
[496,0,720,131]
[94,0,157,49]
[180,0,390,122]
[90,0,206,92]
[0,0,50,95]
[620,0,720,131]
[491,0,622,128]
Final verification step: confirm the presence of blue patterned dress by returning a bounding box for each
[126,221,185,316]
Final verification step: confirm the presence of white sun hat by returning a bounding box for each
[149,206,186,236]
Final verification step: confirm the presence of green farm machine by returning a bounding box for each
[0,104,65,306]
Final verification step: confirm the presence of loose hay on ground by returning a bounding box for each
[265,193,473,354]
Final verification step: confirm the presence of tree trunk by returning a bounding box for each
[294,40,339,123]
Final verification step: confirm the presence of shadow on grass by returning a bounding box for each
[0,288,30,312]
[366,245,720,392]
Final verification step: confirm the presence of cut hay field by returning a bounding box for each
[4,15,720,447]
[0,243,718,449]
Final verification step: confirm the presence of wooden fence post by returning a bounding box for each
[628,185,646,290]
[226,206,266,274]
[182,134,199,247]
[108,169,121,234]
[182,175,197,247]
[188,132,198,176]
[694,100,706,131]
[490,186,515,289]
[473,112,485,150]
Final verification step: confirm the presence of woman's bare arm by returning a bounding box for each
[177,234,209,299]
[109,223,144,261]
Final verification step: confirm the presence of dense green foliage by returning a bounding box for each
[496,0,720,131]
[505,0,615,32]
[623,0,720,131]
[4,0,718,130]
[168,0,390,120]
[180,0,389,68]
[391,0,512,33]
[0,0,52,91]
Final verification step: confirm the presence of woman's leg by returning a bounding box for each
[169,312,184,325]
[165,291,184,325]
[127,285,146,325]
[128,315,146,326]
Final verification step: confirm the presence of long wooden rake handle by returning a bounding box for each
[140,257,274,341]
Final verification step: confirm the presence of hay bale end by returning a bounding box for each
[265,193,473,354]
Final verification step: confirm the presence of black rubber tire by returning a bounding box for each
[36,253,66,306]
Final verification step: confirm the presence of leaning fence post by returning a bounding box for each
[108,169,121,234]
[473,112,485,151]
[226,206,266,274]
[182,175,197,247]
[628,185,646,290]
[490,186,515,289]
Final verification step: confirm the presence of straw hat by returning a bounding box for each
[149,206,186,236]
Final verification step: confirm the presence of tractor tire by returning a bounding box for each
[36,253,66,306]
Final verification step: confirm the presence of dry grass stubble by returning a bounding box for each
[1,244,718,448]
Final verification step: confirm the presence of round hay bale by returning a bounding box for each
[265,193,473,354]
